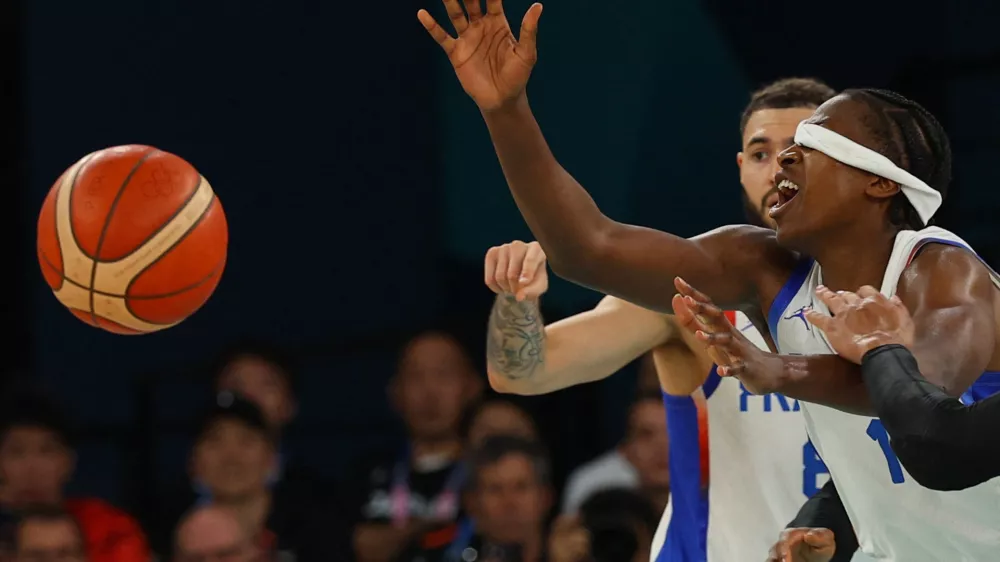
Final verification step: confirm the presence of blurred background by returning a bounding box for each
[1,0,998,561]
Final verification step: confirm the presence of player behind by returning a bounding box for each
[418,1,1000,560]
[481,78,863,561]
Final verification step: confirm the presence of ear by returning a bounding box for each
[59,449,77,487]
[736,151,744,170]
[865,176,900,200]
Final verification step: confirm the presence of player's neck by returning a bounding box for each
[217,489,272,532]
[812,227,897,293]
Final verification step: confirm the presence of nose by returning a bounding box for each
[778,145,801,168]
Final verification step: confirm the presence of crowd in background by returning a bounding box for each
[0,329,674,562]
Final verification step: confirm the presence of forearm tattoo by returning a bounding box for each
[487,295,546,380]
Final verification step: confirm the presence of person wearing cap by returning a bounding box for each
[0,388,149,562]
[181,392,349,562]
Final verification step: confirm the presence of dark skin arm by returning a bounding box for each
[482,99,797,313]
[679,244,996,415]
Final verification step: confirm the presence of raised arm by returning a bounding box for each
[419,0,788,312]
[484,241,681,395]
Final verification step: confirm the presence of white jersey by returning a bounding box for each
[770,226,1000,561]
[651,312,873,561]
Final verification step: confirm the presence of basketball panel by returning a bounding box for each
[69,145,155,258]
[97,151,202,262]
[67,307,146,335]
[37,172,65,291]
[127,267,225,325]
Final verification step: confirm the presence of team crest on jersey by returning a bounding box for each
[783,303,813,331]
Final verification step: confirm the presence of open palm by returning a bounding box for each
[418,0,543,111]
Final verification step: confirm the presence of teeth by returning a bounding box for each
[779,179,800,191]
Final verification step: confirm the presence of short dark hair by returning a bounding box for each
[459,396,536,441]
[740,78,837,135]
[210,338,297,396]
[0,389,73,449]
[846,88,952,230]
[466,435,550,489]
[1,505,84,552]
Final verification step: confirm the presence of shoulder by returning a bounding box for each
[899,243,995,306]
[64,498,148,545]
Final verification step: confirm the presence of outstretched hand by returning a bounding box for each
[767,528,836,562]
[673,277,783,394]
[418,0,543,111]
[804,285,915,364]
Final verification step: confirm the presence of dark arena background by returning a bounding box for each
[1,1,998,561]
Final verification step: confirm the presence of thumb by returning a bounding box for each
[516,3,543,59]
[803,528,834,548]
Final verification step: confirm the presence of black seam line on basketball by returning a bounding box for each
[87,148,158,325]
[94,175,204,264]
[60,152,100,278]
[124,195,221,324]
[39,248,223,300]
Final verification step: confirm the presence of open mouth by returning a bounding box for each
[768,179,801,218]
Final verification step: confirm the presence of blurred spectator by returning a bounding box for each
[548,489,659,562]
[180,392,348,561]
[0,391,149,562]
[463,398,538,449]
[397,436,553,562]
[562,390,669,513]
[173,505,258,562]
[346,331,482,562]
[3,505,87,562]
[635,354,660,395]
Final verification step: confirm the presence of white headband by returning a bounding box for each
[794,123,942,225]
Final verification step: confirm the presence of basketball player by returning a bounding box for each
[417,1,1000,559]
[482,78,867,562]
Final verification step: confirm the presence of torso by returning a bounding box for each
[651,313,874,561]
[769,226,1000,561]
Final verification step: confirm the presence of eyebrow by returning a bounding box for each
[746,136,769,147]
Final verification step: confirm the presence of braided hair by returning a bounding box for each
[846,88,952,230]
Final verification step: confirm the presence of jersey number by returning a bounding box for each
[802,440,827,497]
[866,420,906,484]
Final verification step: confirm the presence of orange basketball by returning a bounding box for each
[36,145,228,334]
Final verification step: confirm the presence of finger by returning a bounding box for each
[463,0,483,21]
[515,3,543,60]
[802,528,834,548]
[838,290,861,306]
[506,242,527,290]
[804,308,834,331]
[672,294,696,328]
[856,285,881,300]
[815,286,848,315]
[417,10,457,51]
[441,0,469,33]
[486,0,504,15]
[684,297,729,331]
[494,246,512,293]
[484,247,502,293]
[674,277,713,304]
[696,330,732,347]
[723,361,746,379]
[519,242,544,284]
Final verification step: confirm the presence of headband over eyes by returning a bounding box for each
[794,123,942,225]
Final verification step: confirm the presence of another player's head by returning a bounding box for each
[463,397,539,448]
[770,89,951,250]
[738,78,837,229]
[390,330,483,445]
[0,393,75,508]
[212,339,297,431]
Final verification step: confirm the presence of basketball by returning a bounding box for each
[36,145,228,334]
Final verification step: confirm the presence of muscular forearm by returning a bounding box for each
[787,480,858,562]
[862,344,1000,490]
[771,354,875,416]
[487,295,547,392]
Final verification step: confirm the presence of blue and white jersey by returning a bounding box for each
[769,226,1000,561]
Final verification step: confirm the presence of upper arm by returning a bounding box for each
[526,296,675,393]
[897,244,997,395]
[554,223,796,313]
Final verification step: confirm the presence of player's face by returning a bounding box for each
[192,419,274,501]
[218,356,295,429]
[622,401,670,489]
[470,454,550,544]
[394,335,478,441]
[738,107,817,229]
[0,427,73,506]
[466,403,537,448]
[769,94,879,248]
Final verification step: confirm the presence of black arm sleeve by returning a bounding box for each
[861,344,1000,491]
[787,479,858,562]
